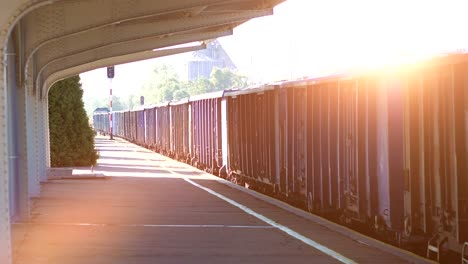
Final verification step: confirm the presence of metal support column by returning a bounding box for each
[6,37,18,221]
[1,38,13,264]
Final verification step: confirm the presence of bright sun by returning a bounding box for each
[223,0,468,81]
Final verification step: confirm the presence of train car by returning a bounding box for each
[306,77,346,218]
[275,77,355,216]
[169,99,190,162]
[224,85,277,191]
[129,110,138,142]
[92,113,106,134]
[135,108,145,146]
[144,106,157,150]
[155,103,171,154]
[123,110,131,140]
[275,74,406,238]
[114,111,125,137]
[275,55,468,259]
[189,91,224,173]
[373,76,406,240]
[93,54,468,262]
[402,55,468,260]
[111,111,121,137]
[92,107,109,134]
[275,81,311,206]
[111,111,118,136]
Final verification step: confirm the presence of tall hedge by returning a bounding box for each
[48,76,98,167]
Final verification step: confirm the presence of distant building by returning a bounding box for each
[187,40,236,81]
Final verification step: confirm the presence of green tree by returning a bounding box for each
[138,63,251,104]
[126,94,140,110]
[49,76,99,167]
[182,77,213,95]
[210,67,248,91]
[172,89,190,100]
[138,64,181,104]
[112,96,127,111]
[155,66,180,102]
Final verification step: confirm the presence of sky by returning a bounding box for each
[80,0,468,99]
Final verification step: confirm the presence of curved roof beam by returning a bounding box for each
[34,8,272,79]
[22,0,273,79]
[39,28,233,97]
[42,43,207,97]
[21,0,236,64]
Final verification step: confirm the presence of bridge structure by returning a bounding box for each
[0,1,283,263]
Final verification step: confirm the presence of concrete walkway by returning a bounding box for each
[12,136,432,264]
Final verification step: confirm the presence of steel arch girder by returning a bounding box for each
[0,0,52,47]
[21,0,243,75]
[34,8,272,81]
[40,28,233,97]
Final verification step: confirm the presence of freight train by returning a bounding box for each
[93,54,468,263]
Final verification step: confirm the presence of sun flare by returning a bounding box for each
[223,0,468,80]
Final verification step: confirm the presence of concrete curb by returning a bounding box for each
[47,167,106,180]
[48,174,107,180]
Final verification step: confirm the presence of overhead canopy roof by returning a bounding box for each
[2,0,285,97]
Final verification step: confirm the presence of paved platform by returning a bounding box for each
[12,136,433,264]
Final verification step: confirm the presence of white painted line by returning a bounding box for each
[13,223,273,229]
[183,178,357,264]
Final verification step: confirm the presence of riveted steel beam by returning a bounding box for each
[1,35,13,264]
[34,8,271,84]
[15,74,32,222]
[43,42,207,98]
[40,28,232,97]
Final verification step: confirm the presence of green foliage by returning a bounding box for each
[209,67,248,90]
[111,96,127,111]
[172,89,190,100]
[137,64,181,105]
[82,64,251,116]
[126,94,140,110]
[182,77,214,95]
[133,64,250,105]
[179,67,248,99]
[49,76,99,167]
